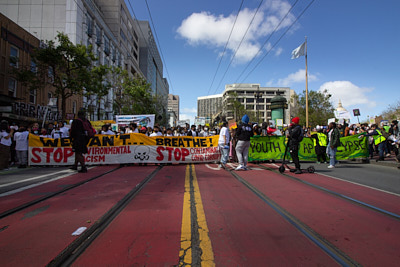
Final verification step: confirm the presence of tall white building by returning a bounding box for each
[0,0,162,121]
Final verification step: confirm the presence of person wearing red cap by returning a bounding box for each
[288,117,304,174]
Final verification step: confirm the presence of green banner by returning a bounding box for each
[249,134,368,162]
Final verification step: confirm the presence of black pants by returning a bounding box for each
[316,146,327,163]
[289,144,300,170]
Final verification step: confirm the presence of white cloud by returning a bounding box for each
[318,81,376,108]
[176,0,296,63]
[275,69,318,86]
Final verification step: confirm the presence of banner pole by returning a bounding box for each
[305,36,309,128]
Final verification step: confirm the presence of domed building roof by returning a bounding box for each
[270,95,287,103]
[336,99,347,112]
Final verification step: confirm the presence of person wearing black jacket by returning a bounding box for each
[235,114,253,170]
[288,117,303,174]
[70,110,91,173]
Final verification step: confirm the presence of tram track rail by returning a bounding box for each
[257,163,400,221]
[0,166,122,220]
[47,165,163,267]
[226,168,360,267]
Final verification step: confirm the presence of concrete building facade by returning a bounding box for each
[168,94,179,121]
[0,13,80,125]
[223,83,291,124]
[197,94,223,123]
[0,0,166,121]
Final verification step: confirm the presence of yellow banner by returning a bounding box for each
[29,134,220,165]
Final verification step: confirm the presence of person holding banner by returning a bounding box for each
[288,117,304,174]
[311,126,328,164]
[70,110,90,173]
[327,122,341,168]
[218,121,230,169]
[235,114,253,171]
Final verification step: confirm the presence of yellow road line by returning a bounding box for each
[179,164,215,266]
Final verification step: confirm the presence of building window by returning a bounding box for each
[48,66,54,83]
[8,78,17,97]
[10,46,19,67]
[29,89,36,104]
[30,60,37,73]
[86,15,93,36]
[72,101,77,114]
[96,26,102,45]
[104,35,110,55]
[120,29,127,42]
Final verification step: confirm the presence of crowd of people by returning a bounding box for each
[1,113,399,172]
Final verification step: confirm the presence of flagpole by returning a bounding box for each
[305,36,309,128]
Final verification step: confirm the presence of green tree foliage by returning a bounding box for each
[380,99,400,120]
[291,89,335,127]
[85,65,110,120]
[14,32,97,120]
[108,67,164,123]
[224,92,256,123]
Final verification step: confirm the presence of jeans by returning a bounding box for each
[327,143,338,166]
[16,150,28,166]
[235,140,250,167]
[219,145,229,164]
[378,142,385,159]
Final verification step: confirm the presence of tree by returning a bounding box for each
[380,99,400,120]
[291,89,335,127]
[224,92,256,123]
[108,67,165,123]
[14,32,96,120]
[84,65,111,120]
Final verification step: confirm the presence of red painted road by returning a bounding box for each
[265,162,400,215]
[73,165,187,266]
[195,164,338,266]
[1,163,400,266]
[240,163,400,266]
[0,166,117,214]
[0,166,157,267]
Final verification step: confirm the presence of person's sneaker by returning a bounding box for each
[294,169,302,174]
[235,165,244,171]
[243,166,248,171]
[386,153,391,157]
[70,166,78,170]
[289,169,296,173]
[327,165,335,169]
[219,163,225,169]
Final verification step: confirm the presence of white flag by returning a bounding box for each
[291,42,305,59]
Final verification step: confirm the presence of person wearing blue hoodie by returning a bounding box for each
[235,114,254,170]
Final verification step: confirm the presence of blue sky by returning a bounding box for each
[129,0,400,125]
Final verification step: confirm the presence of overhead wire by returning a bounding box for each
[206,0,245,96]
[211,0,265,95]
[238,0,316,83]
[234,0,300,83]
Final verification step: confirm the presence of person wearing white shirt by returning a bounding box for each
[59,122,70,138]
[126,122,139,133]
[1,120,14,170]
[150,125,163,137]
[218,121,230,168]
[14,127,29,168]
[101,125,115,135]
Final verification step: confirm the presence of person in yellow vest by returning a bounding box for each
[362,124,386,162]
[311,126,328,164]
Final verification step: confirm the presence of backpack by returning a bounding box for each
[78,118,96,137]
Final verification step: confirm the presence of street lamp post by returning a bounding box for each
[254,91,263,123]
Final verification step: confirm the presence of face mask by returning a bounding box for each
[34,131,38,134]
